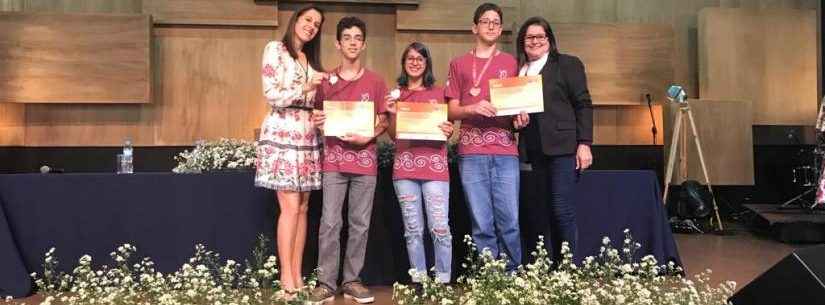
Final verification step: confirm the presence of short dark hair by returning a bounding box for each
[336,16,367,42]
[516,16,560,67]
[397,42,436,89]
[281,5,324,71]
[473,3,503,24]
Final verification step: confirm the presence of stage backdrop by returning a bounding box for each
[0,0,821,147]
[699,7,819,126]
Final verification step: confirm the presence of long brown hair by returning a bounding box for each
[281,5,324,71]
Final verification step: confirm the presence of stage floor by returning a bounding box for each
[8,222,800,305]
[675,222,799,290]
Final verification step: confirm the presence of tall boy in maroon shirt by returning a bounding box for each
[445,3,530,271]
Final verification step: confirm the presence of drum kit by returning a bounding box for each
[782,96,825,210]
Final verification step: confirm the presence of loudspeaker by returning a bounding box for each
[729,245,825,305]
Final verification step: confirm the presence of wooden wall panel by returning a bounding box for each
[22,0,140,13]
[23,26,278,146]
[593,105,664,145]
[720,0,819,9]
[552,23,673,105]
[24,104,154,146]
[615,0,674,24]
[280,0,419,4]
[699,8,817,125]
[663,99,754,185]
[143,0,278,26]
[518,0,819,113]
[0,0,22,11]
[0,12,151,104]
[0,103,24,145]
[520,0,619,23]
[397,0,520,31]
[0,0,23,145]
[518,0,698,104]
[151,27,276,145]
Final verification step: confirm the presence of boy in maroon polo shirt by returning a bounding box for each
[309,16,388,304]
[445,3,530,271]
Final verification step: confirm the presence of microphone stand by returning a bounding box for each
[646,94,658,145]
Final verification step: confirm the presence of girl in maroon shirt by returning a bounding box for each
[387,42,455,284]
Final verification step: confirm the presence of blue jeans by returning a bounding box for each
[536,154,578,263]
[458,155,522,270]
[393,179,452,283]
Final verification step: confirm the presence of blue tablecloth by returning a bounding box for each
[0,170,680,297]
[0,172,276,297]
[520,170,682,265]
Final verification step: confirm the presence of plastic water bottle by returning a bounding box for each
[122,138,134,174]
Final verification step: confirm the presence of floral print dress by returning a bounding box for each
[254,41,322,191]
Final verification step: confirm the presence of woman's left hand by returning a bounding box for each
[513,111,530,129]
[438,121,454,138]
[576,144,593,171]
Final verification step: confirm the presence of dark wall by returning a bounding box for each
[0,146,189,174]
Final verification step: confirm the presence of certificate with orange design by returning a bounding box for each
[395,102,448,141]
[323,100,374,137]
[489,75,544,116]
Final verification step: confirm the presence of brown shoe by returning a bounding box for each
[341,281,374,304]
[308,286,335,304]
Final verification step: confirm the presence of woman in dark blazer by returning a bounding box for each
[513,16,593,262]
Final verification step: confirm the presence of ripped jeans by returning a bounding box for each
[393,179,452,283]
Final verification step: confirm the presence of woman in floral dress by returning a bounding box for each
[255,4,326,295]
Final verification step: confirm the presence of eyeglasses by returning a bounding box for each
[405,56,425,63]
[525,34,548,42]
[477,19,502,28]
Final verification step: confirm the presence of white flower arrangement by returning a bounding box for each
[18,231,735,305]
[172,138,257,174]
[26,236,318,305]
[393,230,736,305]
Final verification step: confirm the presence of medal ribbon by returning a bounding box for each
[470,47,498,94]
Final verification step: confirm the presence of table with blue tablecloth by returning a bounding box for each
[521,170,682,265]
[0,170,680,297]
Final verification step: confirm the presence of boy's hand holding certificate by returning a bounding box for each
[396,102,448,141]
[489,75,544,116]
[323,101,375,137]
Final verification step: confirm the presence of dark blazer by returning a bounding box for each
[520,53,593,160]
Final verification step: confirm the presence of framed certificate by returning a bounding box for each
[395,102,448,141]
[489,75,544,116]
[323,100,375,137]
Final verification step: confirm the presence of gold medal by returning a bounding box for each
[469,87,481,97]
